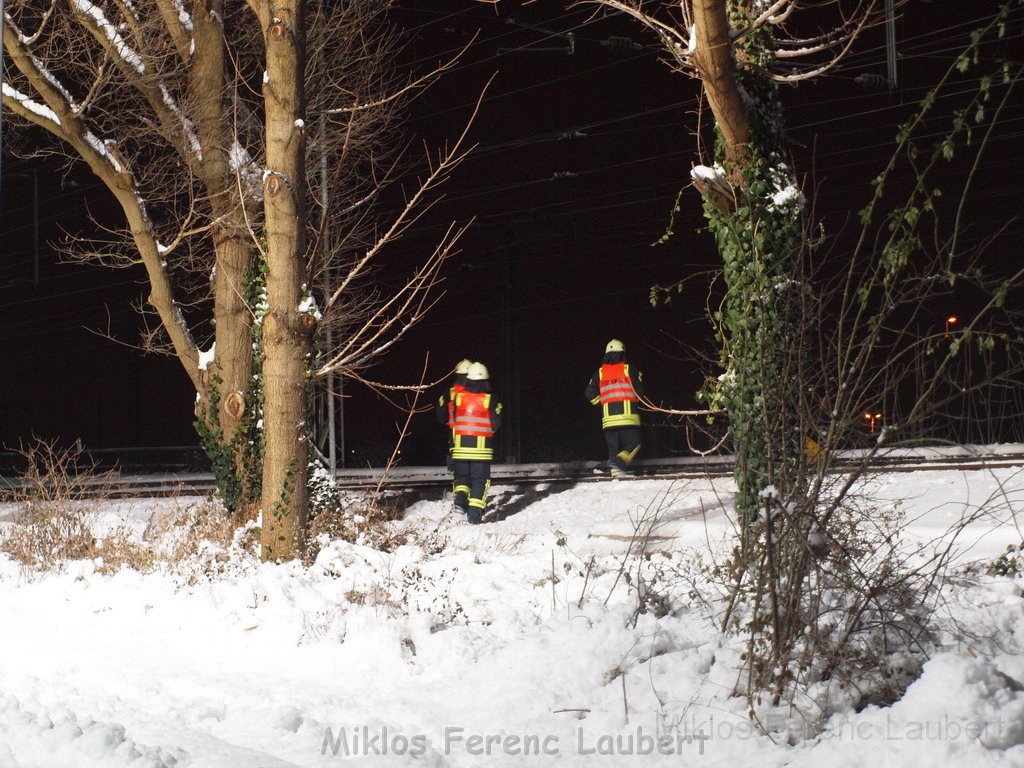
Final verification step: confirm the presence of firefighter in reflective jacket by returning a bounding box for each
[451,362,502,524]
[585,339,643,477]
[435,358,472,495]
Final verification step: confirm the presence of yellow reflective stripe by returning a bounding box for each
[603,400,635,415]
[469,480,490,510]
[452,447,493,460]
[454,484,470,495]
[602,400,639,427]
[453,392,491,406]
[602,413,640,428]
[617,443,641,464]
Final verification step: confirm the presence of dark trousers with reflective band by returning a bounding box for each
[604,426,641,474]
[452,460,491,523]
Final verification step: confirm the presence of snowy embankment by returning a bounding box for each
[2,464,1024,767]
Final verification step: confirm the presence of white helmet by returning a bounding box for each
[605,338,625,353]
[454,358,472,375]
[467,362,489,381]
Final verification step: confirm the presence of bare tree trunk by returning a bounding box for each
[259,0,311,560]
[691,0,752,176]
[191,0,256,494]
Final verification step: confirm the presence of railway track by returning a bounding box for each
[3,449,1023,499]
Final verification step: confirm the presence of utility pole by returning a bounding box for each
[33,169,39,287]
[885,0,898,90]
[500,231,521,464]
[319,113,341,471]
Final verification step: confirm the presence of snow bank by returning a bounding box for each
[1,466,1023,766]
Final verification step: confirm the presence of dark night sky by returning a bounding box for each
[1,0,1022,469]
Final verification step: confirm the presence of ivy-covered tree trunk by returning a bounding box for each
[692,0,806,541]
[259,0,312,561]
[193,244,264,514]
[190,0,260,511]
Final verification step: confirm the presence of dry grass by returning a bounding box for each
[94,523,156,574]
[2,500,97,567]
[0,440,112,568]
[0,439,257,573]
[1,442,419,573]
[304,494,409,562]
[144,498,258,563]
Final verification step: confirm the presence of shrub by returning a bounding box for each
[304,461,408,561]
[0,440,112,569]
[0,439,259,573]
[144,498,258,563]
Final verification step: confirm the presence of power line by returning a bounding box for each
[3,6,1018,311]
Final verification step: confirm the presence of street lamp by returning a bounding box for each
[945,315,959,338]
[863,411,883,434]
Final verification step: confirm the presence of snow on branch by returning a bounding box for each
[72,0,146,74]
[690,163,735,210]
[1,83,62,128]
[70,0,204,163]
[731,0,791,41]
[154,0,194,62]
[768,0,882,81]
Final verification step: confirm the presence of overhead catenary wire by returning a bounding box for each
[2,6,1019,318]
[1,6,1014,229]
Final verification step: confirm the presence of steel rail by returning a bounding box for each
[3,450,1024,499]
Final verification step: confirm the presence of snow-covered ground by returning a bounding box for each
[2,460,1024,767]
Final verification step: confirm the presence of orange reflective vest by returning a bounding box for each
[453,391,494,438]
[452,391,495,461]
[596,363,640,429]
[599,363,637,404]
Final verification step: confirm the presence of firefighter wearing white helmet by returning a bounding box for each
[435,359,474,490]
[585,339,643,477]
[450,361,502,523]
